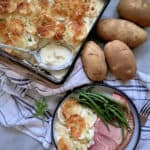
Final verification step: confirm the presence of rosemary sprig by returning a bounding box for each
[75,90,129,140]
[34,97,48,122]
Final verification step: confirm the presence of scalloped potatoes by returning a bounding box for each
[0,0,104,55]
[54,98,97,150]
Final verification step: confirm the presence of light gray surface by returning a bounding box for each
[0,126,44,150]
[0,1,149,150]
[134,27,150,74]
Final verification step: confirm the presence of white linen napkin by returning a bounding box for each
[0,59,150,150]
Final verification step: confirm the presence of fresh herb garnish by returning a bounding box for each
[75,89,129,140]
[28,36,32,42]
[34,97,48,122]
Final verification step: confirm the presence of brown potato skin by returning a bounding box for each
[82,41,107,81]
[104,40,137,80]
[118,0,150,27]
[97,19,148,48]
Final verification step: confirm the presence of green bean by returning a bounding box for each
[81,92,109,103]
[80,93,109,129]
[110,105,127,119]
[119,123,125,141]
[97,93,128,110]
[108,107,128,126]
[83,91,128,111]
[88,95,107,104]
[75,90,130,139]
[110,121,120,128]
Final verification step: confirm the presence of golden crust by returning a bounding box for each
[61,99,78,119]
[0,0,98,57]
[39,0,49,8]
[17,2,31,15]
[66,114,86,139]
[0,21,7,33]
[0,21,9,43]
[37,14,56,39]
[58,138,69,150]
[0,0,17,14]
[51,0,90,20]
[63,21,87,47]
[54,23,65,41]
[7,18,24,36]
[58,137,73,150]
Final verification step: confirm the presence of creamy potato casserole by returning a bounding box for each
[0,0,104,79]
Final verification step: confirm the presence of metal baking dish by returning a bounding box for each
[0,0,110,87]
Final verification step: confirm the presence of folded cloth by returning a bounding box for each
[0,59,150,150]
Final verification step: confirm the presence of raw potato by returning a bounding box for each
[104,40,137,80]
[118,0,150,27]
[97,19,148,48]
[82,41,107,81]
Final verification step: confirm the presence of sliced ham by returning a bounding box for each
[94,118,123,145]
[89,132,117,150]
[89,92,134,150]
[89,118,121,150]
[112,92,129,107]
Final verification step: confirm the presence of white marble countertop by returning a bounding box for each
[0,0,149,150]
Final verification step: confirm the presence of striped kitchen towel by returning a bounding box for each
[0,58,150,150]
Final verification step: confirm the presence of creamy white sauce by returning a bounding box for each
[39,43,73,66]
